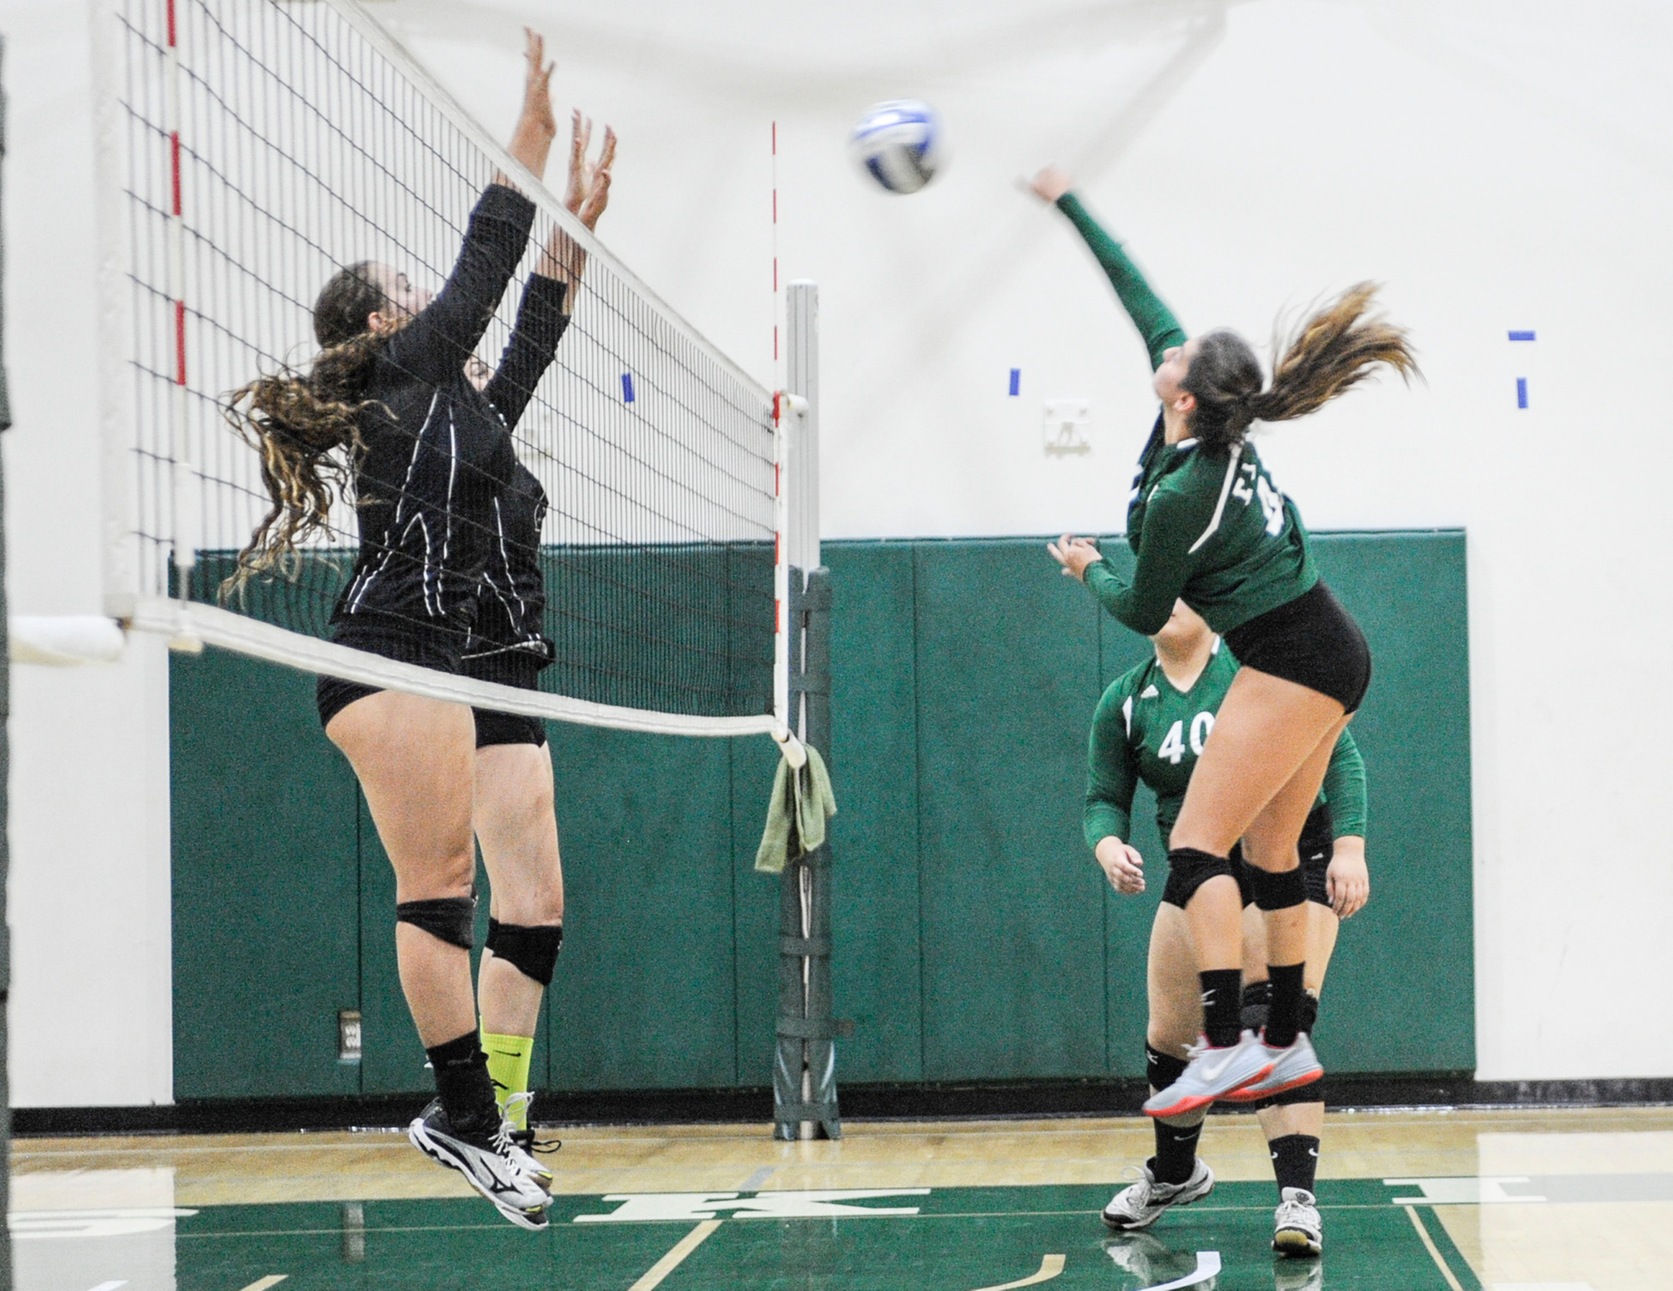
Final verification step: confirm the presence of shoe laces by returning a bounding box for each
[503,1093,562,1156]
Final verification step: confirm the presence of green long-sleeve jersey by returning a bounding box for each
[1054,192,1320,637]
[1084,642,1366,852]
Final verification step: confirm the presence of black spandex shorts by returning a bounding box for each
[315,616,463,729]
[463,649,549,750]
[1223,579,1371,713]
[1230,802,1335,908]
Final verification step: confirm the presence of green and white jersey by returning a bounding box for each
[1085,430,1320,638]
[1052,190,1319,638]
[1084,642,1366,851]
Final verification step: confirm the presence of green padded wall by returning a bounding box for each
[825,543,924,1082]
[911,541,1108,1080]
[169,530,1473,1100]
[170,649,362,1099]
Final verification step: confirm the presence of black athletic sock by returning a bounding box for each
[1263,963,1306,1049]
[1151,1120,1205,1185]
[1268,1133,1320,1195]
[427,1031,497,1134]
[1199,968,1244,1048]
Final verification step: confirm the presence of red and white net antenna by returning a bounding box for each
[772,120,781,383]
[164,0,202,650]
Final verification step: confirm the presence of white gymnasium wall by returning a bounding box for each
[5,0,174,1106]
[4,0,1668,1104]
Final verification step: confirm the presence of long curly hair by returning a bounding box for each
[1181,283,1418,451]
[222,262,391,598]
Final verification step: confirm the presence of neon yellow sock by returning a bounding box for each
[480,1031,535,1129]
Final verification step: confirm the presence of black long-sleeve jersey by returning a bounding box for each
[461,273,571,687]
[332,183,536,649]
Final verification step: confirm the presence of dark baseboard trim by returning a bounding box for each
[13,1074,1673,1138]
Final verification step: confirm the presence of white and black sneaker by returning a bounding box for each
[407,1099,551,1230]
[502,1093,558,1191]
[1101,1158,1215,1230]
[1273,1186,1323,1257]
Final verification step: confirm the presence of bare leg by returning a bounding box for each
[474,741,564,1038]
[1170,667,1348,976]
[327,691,478,1047]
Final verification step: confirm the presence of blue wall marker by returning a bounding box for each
[1510,331,1534,407]
[1008,368,1020,397]
[621,372,635,403]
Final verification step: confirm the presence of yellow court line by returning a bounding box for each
[969,1254,1066,1291]
[239,1278,288,1291]
[627,1220,723,1291]
[1400,1205,1464,1291]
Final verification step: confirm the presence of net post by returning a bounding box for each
[91,0,140,620]
[773,282,841,1141]
[1,31,15,1275]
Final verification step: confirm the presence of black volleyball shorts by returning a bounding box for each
[1223,580,1371,713]
[315,617,463,730]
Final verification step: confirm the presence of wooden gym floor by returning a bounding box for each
[12,1105,1673,1290]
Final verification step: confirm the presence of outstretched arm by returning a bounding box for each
[484,112,616,427]
[1028,166,1186,371]
[382,32,557,384]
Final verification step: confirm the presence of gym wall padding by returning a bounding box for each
[169,530,1473,1099]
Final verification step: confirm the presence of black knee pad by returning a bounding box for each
[485,919,563,986]
[1261,1077,1327,1109]
[1161,847,1235,908]
[1145,1042,1188,1091]
[1240,979,1272,1033]
[396,896,477,950]
[1249,864,1308,911]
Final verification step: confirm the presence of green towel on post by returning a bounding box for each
[755,744,837,873]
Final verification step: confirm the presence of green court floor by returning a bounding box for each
[33,1179,1481,1291]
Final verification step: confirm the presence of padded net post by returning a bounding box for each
[773,282,841,1141]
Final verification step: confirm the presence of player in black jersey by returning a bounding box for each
[1032,166,1415,1127]
[226,30,562,1230]
[462,113,615,1184]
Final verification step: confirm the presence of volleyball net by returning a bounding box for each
[93,0,805,741]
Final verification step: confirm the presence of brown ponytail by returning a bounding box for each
[1182,283,1418,451]
[220,263,391,599]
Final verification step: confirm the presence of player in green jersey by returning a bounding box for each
[1029,167,1414,1127]
[1086,599,1368,1257]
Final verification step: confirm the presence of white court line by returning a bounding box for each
[969,1253,1066,1290]
[627,1221,722,1291]
[85,1283,128,1291]
[1403,1207,1465,1291]
[238,1278,288,1291]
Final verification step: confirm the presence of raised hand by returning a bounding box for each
[1027,165,1072,203]
[564,111,617,231]
[503,28,557,184]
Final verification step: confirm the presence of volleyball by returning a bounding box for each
[849,99,943,194]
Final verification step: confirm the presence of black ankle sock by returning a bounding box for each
[427,1031,497,1133]
[1263,963,1306,1048]
[1151,1119,1204,1185]
[1199,968,1243,1048]
[1268,1133,1320,1194]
